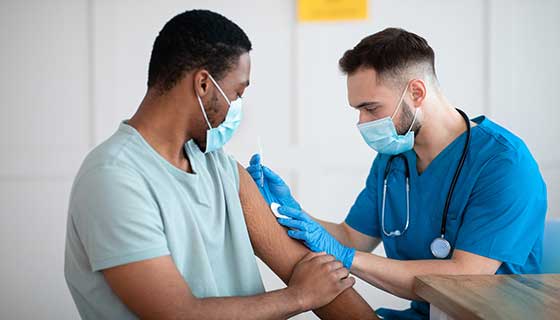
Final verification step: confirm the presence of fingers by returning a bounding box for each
[287,230,308,241]
[249,153,261,166]
[262,166,284,184]
[246,164,260,176]
[246,161,262,180]
[300,251,325,262]
[339,276,356,290]
[277,218,308,231]
[309,254,336,264]
[278,206,313,223]
[246,166,262,184]
[333,265,350,279]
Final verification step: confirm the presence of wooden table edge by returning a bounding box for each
[414,275,483,320]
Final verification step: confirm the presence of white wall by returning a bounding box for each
[1,0,558,319]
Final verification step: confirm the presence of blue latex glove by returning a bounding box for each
[276,206,355,269]
[246,154,301,210]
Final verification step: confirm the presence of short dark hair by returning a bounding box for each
[147,9,252,93]
[339,28,436,86]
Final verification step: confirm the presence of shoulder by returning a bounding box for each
[473,116,529,155]
[71,126,151,211]
[471,116,538,170]
[470,116,545,191]
[76,123,149,181]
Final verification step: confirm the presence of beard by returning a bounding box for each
[397,101,422,136]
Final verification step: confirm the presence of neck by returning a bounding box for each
[413,94,467,173]
[127,88,199,172]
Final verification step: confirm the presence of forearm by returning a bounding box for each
[238,164,377,320]
[192,288,302,320]
[351,251,464,300]
[316,219,354,248]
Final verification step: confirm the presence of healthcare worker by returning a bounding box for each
[248,28,547,319]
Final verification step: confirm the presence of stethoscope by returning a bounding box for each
[381,108,471,259]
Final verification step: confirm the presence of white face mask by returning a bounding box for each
[356,84,418,155]
[196,74,243,153]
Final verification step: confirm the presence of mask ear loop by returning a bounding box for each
[196,73,232,130]
[208,74,232,106]
[391,83,410,119]
[196,94,213,130]
[406,108,418,134]
[392,81,418,135]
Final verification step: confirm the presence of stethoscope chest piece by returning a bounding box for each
[379,108,471,259]
[430,236,451,259]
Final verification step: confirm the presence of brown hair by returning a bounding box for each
[339,28,436,86]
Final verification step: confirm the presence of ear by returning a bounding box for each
[409,79,427,107]
[193,69,211,98]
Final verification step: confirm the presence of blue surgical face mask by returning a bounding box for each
[357,84,418,155]
[196,74,243,153]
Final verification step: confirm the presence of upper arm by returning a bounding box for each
[237,163,377,320]
[455,150,547,266]
[72,166,169,272]
[102,255,195,320]
[344,157,382,239]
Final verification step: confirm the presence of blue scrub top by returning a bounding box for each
[345,116,547,319]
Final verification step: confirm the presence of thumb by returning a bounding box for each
[249,153,261,166]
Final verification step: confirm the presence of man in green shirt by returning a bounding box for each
[65,9,376,320]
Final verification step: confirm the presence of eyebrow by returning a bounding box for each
[352,101,381,109]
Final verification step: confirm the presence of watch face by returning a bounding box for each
[430,237,451,259]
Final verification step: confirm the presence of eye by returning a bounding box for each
[365,105,379,113]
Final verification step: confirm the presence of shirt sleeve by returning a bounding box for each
[345,156,381,238]
[226,153,240,192]
[70,165,170,272]
[455,149,547,266]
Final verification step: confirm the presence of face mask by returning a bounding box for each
[356,84,418,155]
[196,74,243,153]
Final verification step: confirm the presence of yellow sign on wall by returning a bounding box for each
[298,0,368,22]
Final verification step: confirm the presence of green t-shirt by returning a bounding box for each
[65,122,265,319]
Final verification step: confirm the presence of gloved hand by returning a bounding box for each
[276,206,355,269]
[246,154,301,210]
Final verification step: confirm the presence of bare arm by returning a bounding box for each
[103,255,306,320]
[295,196,501,302]
[103,245,354,319]
[102,165,358,320]
[351,249,502,300]
[237,163,378,320]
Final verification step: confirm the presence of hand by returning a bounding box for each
[287,252,355,311]
[277,206,356,269]
[246,154,301,210]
